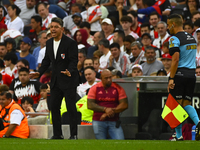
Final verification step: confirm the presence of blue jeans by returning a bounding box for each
[92,120,124,139]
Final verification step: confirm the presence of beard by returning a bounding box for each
[75,20,82,26]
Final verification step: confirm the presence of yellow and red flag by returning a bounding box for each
[161,94,189,129]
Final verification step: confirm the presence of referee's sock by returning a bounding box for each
[175,124,182,139]
[184,105,199,125]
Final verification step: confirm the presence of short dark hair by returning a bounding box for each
[194,18,200,27]
[19,67,29,74]
[120,16,132,23]
[109,42,120,50]
[4,52,18,65]
[84,66,95,72]
[9,5,21,16]
[17,59,30,69]
[149,11,160,19]
[80,22,91,29]
[40,83,48,90]
[145,46,156,53]
[0,59,5,68]
[98,39,110,48]
[21,96,34,105]
[114,30,125,40]
[192,11,200,18]
[167,14,182,20]
[31,15,42,26]
[78,49,86,57]
[35,2,48,14]
[183,20,194,29]
[0,91,12,99]
[0,42,6,47]
[51,17,63,27]
[127,11,137,18]
[142,0,155,7]
[71,3,82,11]
[141,22,150,30]
[84,58,94,65]
[123,35,135,43]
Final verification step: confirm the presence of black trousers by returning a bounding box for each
[50,83,77,137]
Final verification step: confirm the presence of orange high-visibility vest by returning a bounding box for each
[0,100,29,138]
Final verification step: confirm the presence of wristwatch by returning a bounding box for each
[169,77,174,80]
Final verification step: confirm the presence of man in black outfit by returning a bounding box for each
[30,17,79,140]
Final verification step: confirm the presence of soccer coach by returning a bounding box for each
[31,17,79,139]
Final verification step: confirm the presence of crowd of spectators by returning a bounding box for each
[0,0,200,129]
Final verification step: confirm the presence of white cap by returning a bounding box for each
[78,44,85,49]
[131,64,143,71]
[57,2,66,10]
[46,30,51,35]
[101,18,112,25]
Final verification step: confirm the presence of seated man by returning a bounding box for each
[77,66,100,98]
[0,91,29,138]
[141,46,164,76]
[87,69,128,139]
[13,67,41,104]
[108,43,130,75]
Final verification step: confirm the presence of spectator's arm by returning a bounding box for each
[113,98,128,113]
[102,0,115,6]
[4,124,18,137]
[89,16,101,24]
[87,98,105,112]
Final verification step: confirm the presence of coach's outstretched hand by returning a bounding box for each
[30,72,40,79]
[61,69,71,77]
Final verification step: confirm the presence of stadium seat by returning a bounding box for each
[61,112,81,125]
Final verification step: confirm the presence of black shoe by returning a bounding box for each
[50,135,64,139]
[170,136,183,141]
[68,135,78,140]
[195,122,200,140]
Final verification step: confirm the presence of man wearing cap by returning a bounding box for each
[131,64,143,77]
[16,37,36,71]
[71,13,82,36]
[63,4,82,32]
[141,33,161,58]
[161,53,172,76]
[101,18,114,44]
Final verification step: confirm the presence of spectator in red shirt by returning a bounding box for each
[128,11,141,37]
[87,69,128,139]
[29,15,46,46]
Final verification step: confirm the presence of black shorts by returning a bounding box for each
[169,68,196,101]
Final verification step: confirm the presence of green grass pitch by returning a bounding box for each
[1,139,200,150]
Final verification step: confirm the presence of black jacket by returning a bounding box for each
[39,34,79,89]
